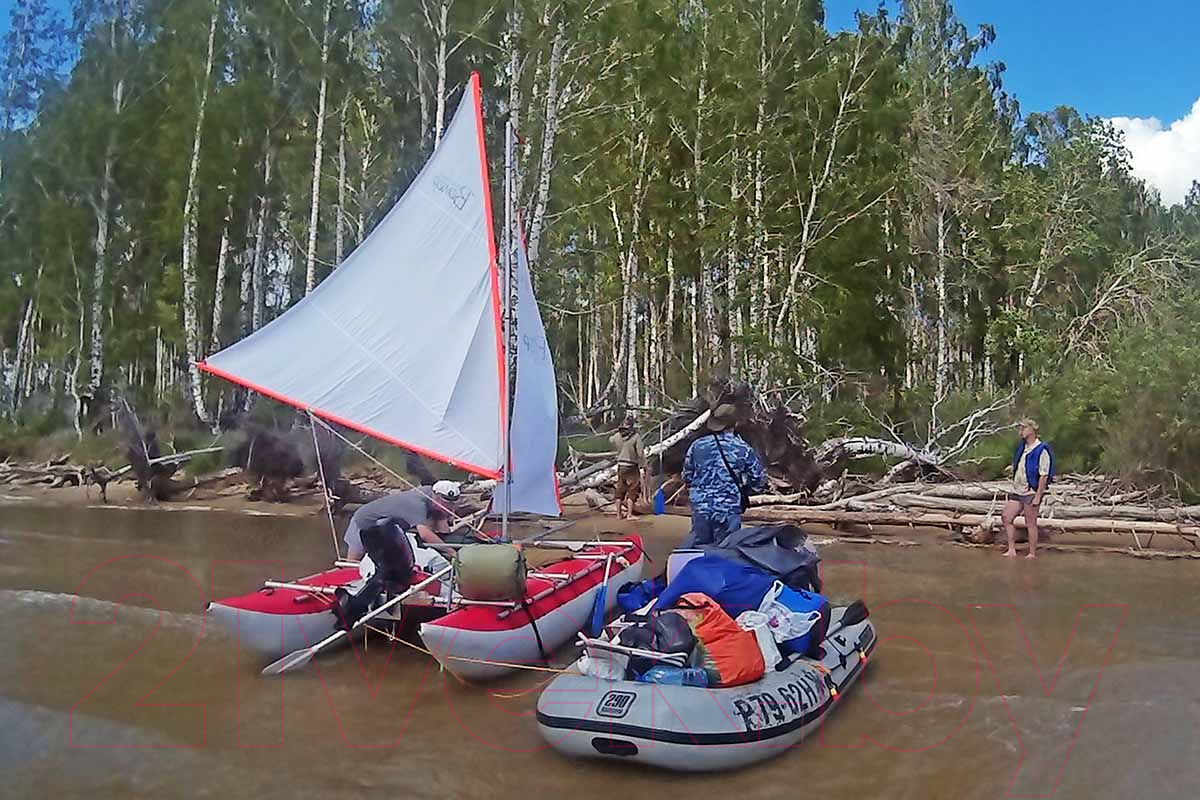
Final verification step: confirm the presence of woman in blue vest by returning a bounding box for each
[1003,419,1052,559]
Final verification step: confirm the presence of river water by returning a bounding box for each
[1,503,1196,799]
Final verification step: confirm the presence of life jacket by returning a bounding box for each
[1012,441,1055,492]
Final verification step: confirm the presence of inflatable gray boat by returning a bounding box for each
[535,605,876,772]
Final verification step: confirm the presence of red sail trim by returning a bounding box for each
[196,360,502,480]
[470,71,508,477]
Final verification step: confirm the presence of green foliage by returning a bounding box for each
[1023,291,1200,495]
[0,0,1196,493]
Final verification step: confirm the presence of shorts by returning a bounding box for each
[614,464,642,502]
[1007,493,1037,509]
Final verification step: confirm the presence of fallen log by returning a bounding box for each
[743,505,1200,539]
[147,447,224,468]
[814,437,937,467]
[751,482,926,509]
[890,493,1200,521]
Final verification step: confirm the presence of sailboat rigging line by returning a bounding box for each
[307,409,342,559]
[308,414,490,540]
[501,117,516,543]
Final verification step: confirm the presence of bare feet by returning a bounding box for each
[1004,549,1017,558]
[1025,552,1036,559]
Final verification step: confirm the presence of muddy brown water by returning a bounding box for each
[1,502,1197,799]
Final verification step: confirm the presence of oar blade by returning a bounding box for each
[838,599,870,629]
[262,646,318,676]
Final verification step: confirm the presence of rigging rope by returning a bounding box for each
[307,412,491,540]
[308,410,343,559]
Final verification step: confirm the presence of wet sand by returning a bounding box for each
[1,503,1198,799]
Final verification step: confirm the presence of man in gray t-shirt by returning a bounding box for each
[344,481,461,561]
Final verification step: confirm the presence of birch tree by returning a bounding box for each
[179,4,221,423]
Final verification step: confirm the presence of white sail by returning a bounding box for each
[491,220,562,516]
[200,75,506,478]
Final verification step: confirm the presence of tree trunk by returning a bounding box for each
[357,104,371,243]
[335,98,348,266]
[432,0,450,147]
[751,9,767,349]
[303,0,332,296]
[239,204,254,336]
[935,194,950,398]
[666,233,676,379]
[210,185,235,357]
[526,22,565,269]
[88,93,119,410]
[10,288,36,409]
[180,8,219,424]
[505,4,524,206]
[649,296,661,398]
[625,131,649,406]
[728,149,743,373]
[689,282,699,394]
[252,144,274,332]
[905,262,919,389]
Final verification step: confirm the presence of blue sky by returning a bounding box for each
[824,1,1200,204]
[825,0,1199,123]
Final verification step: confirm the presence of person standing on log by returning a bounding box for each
[1003,419,1052,559]
[681,403,767,547]
[609,416,647,519]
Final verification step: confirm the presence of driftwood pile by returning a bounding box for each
[558,381,1199,555]
[743,477,1200,552]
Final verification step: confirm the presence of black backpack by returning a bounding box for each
[330,522,415,631]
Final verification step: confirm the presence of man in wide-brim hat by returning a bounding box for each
[609,416,647,519]
[680,403,767,546]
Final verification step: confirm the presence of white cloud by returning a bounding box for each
[1108,97,1200,207]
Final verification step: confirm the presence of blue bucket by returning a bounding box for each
[653,487,666,515]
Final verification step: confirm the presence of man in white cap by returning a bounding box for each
[343,481,463,563]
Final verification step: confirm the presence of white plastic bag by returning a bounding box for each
[576,650,629,681]
[758,581,823,644]
[736,610,782,669]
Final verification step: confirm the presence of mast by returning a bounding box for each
[501,118,516,542]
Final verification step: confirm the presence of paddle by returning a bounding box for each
[588,552,615,636]
[262,565,454,676]
[827,599,869,638]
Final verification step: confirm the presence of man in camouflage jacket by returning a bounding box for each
[681,403,767,547]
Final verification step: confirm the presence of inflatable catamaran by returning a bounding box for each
[202,74,643,678]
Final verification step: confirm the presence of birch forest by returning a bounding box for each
[2,0,1200,483]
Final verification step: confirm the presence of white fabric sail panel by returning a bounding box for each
[200,75,505,478]
[492,221,562,516]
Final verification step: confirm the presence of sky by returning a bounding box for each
[825,1,1200,205]
[3,0,1199,204]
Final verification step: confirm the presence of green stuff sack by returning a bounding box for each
[453,544,527,601]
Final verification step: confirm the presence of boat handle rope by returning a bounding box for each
[362,622,569,698]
